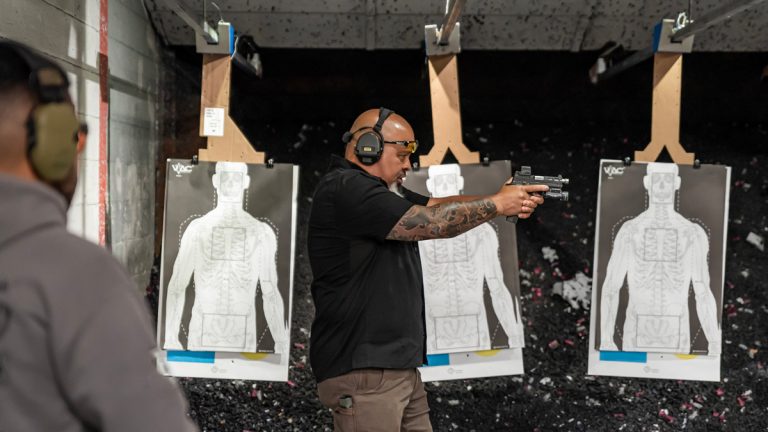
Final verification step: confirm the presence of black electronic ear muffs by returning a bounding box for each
[342,107,394,165]
[1,41,80,182]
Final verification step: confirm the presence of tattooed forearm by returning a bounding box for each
[386,199,498,241]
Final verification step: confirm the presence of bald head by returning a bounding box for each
[341,108,416,186]
[344,108,414,158]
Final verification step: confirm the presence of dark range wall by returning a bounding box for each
[151,47,768,431]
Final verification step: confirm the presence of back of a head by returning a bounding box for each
[0,41,69,93]
[0,43,34,167]
[0,41,81,190]
[0,44,32,92]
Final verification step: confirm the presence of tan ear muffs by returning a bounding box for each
[28,103,80,182]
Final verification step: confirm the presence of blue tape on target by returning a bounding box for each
[600,351,647,363]
[425,354,450,367]
[167,350,216,363]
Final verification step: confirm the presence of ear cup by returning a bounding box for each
[354,130,383,165]
[349,107,393,165]
[29,103,79,182]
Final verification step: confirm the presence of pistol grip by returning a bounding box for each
[506,215,519,224]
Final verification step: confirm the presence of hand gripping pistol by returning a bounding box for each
[506,166,569,223]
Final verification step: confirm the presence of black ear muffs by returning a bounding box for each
[343,107,394,166]
[1,41,79,182]
[354,129,383,166]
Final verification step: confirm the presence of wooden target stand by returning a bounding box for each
[420,19,479,168]
[635,52,695,164]
[635,20,696,165]
[421,53,696,168]
[419,44,697,169]
[197,54,264,164]
[419,53,479,167]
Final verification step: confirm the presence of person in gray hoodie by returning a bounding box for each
[0,41,199,431]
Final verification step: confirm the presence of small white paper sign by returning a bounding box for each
[203,107,225,136]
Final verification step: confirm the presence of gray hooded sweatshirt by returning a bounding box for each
[0,174,198,432]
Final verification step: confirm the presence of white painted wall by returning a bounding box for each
[1,0,163,292]
[108,0,162,291]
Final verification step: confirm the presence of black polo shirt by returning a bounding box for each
[308,155,429,382]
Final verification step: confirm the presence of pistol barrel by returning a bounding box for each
[545,190,569,201]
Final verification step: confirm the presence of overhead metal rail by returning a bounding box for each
[671,0,766,41]
[157,0,234,54]
[161,0,218,44]
[437,0,467,46]
[425,0,467,56]
[591,0,767,83]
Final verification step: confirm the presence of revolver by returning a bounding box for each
[506,166,569,223]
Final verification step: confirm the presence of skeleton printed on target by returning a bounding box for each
[159,160,292,355]
[405,163,524,355]
[596,161,727,356]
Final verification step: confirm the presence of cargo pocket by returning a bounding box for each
[333,406,356,431]
[318,373,357,409]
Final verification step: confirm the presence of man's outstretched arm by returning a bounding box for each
[426,193,484,206]
[387,183,548,241]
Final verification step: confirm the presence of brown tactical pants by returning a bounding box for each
[317,368,433,432]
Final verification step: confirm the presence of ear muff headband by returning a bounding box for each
[351,107,394,166]
[1,41,79,182]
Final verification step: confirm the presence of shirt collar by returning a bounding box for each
[328,154,387,187]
